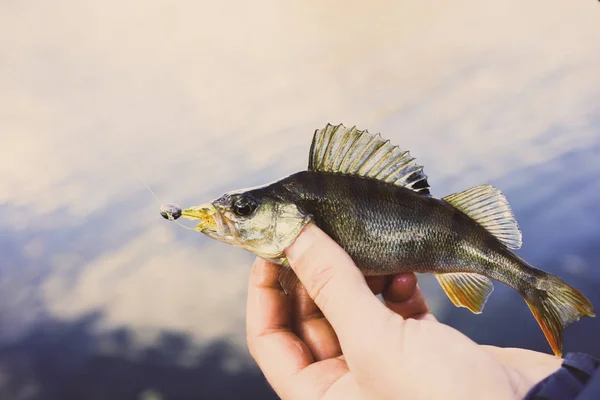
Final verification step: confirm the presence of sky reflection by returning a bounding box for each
[1,0,599,398]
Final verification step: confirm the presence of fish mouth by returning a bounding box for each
[178,203,239,243]
[179,203,224,234]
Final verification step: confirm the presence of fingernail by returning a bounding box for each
[285,224,315,263]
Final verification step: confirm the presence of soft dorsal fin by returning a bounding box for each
[435,272,494,314]
[443,185,522,250]
[308,123,430,195]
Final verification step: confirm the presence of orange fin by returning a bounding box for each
[523,275,595,357]
[435,272,494,314]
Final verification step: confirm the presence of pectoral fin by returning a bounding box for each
[278,263,300,295]
[435,272,494,314]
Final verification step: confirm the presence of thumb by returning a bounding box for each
[285,223,392,346]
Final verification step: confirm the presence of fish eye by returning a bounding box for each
[232,196,258,217]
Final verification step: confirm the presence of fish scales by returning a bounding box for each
[162,123,595,357]
[272,170,539,286]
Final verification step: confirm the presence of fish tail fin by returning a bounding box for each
[522,274,595,357]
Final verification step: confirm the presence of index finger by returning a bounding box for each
[284,224,393,351]
[246,258,313,397]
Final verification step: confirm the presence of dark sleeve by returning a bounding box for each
[524,353,600,400]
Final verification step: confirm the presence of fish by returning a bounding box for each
[161,123,595,356]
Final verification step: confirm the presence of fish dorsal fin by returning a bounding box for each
[308,123,431,195]
[443,185,522,250]
[435,272,494,314]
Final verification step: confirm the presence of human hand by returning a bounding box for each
[246,223,562,399]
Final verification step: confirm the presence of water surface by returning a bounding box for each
[1,1,599,398]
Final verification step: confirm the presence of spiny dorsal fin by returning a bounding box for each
[308,123,430,195]
[443,185,522,250]
[435,272,494,314]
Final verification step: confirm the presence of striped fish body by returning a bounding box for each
[271,170,534,284]
[169,123,594,356]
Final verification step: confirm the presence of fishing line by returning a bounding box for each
[124,153,196,232]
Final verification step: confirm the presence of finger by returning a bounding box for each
[292,274,389,361]
[246,258,314,397]
[365,276,389,295]
[382,274,436,320]
[383,273,418,303]
[285,224,393,351]
[288,358,352,399]
[292,284,342,361]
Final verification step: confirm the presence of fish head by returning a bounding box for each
[177,187,311,260]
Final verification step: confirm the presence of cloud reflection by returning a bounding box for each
[1,0,599,397]
[42,228,253,353]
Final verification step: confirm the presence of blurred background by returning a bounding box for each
[1,0,600,398]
